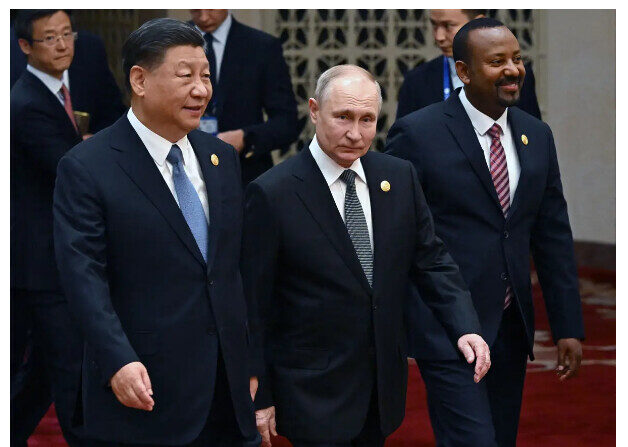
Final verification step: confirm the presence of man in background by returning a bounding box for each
[190,9,298,185]
[387,18,583,446]
[11,9,87,447]
[396,9,541,120]
[11,13,126,135]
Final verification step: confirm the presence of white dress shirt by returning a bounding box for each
[446,57,464,91]
[459,88,521,203]
[26,64,70,105]
[309,136,374,251]
[127,108,210,222]
[196,13,232,84]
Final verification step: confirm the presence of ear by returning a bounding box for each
[308,98,320,124]
[129,65,147,98]
[455,60,471,86]
[17,38,32,57]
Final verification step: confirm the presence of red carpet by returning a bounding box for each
[29,268,615,446]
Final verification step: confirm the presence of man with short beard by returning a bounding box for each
[386,18,584,447]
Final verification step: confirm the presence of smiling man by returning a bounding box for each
[53,18,259,447]
[386,18,584,447]
[396,9,541,120]
[243,65,491,447]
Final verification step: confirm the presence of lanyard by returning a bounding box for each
[442,56,451,100]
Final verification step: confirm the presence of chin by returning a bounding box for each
[498,94,521,108]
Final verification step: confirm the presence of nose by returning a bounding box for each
[56,36,68,50]
[503,59,519,77]
[191,77,211,100]
[346,121,361,141]
[433,26,446,42]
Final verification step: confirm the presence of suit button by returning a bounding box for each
[372,304,378,311]
[503,231,509,239]
[501,273,508,281]
[208,279,214,285]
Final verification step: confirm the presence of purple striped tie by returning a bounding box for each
[487,123,513,309]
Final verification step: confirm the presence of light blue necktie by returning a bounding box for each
[167,144,209,262]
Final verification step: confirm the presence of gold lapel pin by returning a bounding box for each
[211,154,219,166]
[380,180,391,192]
[521,134,529,146]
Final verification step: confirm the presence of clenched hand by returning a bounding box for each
[457,333,491,383]
[110,361,154,411]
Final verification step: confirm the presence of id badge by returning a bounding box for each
[199,116,218,136]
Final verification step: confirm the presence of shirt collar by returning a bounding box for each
[26,64,70,96]
[127,108,191,167]
[197,13,232,44]
[459,87,509,136]
[309,135,368,187]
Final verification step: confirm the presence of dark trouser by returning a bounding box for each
[418,304,529,447]
[290,384,386,447]
[11,289,85,447]
[89,354,260,447]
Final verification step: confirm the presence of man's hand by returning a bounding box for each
[556,338,582,381]
[256,406,277,447]
[457,333,491,383]
[82,133,94,140]
[217,129,245,152]
[250,376,258,401]
[110,361,154,411]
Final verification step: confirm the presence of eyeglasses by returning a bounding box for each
[31,31,77,47]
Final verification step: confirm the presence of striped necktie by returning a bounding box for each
[487,123,513,309]
[340,169,373,286]
[60,84,78,133]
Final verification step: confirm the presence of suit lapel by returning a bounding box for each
[292,149,372,295]
[109,117,206,267]
[188,131,223,274]
[443,94,504,215]
[506,108,530,221]
[360,152,393,293]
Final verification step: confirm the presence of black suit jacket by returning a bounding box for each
[11,29,126,133]
[207,19,298,185]
[11,70,82,291]
[53,117,257,444]
[386,91,584,361]
[396,55,541,120]
[241,147,481,442]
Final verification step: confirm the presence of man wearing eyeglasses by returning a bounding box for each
[11,9,87,447]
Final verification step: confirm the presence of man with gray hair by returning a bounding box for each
[242,64,491,447]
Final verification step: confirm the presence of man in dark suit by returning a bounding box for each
[244,65,492,447]
[53,18,260,446]
[386,18,584,447]
[396,9,541,121]
[11,10,88,447]
[190,9,298,185]
[11,19,126,135]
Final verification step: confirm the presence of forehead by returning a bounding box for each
[467,27,520,57]
[33,11,71,33]
[429,9,469,23]
[325,76,379,112]
[162,45,208,65]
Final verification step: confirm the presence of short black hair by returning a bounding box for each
[121,18,205,93]
[462,10,487,20]
[14,10,73,43]
[452,17,506,64]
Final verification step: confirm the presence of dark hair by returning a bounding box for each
[122,18,205,93]
[14,10,73,43]
[452,17,506,64]
[462,10,487,20]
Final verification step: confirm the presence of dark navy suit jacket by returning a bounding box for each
[386,91,584,360]
[53,117,258,444]
[11,70,83,291]
[11,29,126,134]
[396,55,541,120]
[241,148,481,442]
[207,18,298,185]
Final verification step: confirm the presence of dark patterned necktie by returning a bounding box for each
[340,169,373,286]
[487,123,513,309]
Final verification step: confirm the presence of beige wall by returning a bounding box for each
[542,10,615,244]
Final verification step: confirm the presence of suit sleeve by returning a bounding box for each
[241,181,280,409]
[11,104,78,177]
[87,36,126,132]
[406,161,482,345]
[241,38,298,158]
[53,154,139,386]
[530,128,584,343]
